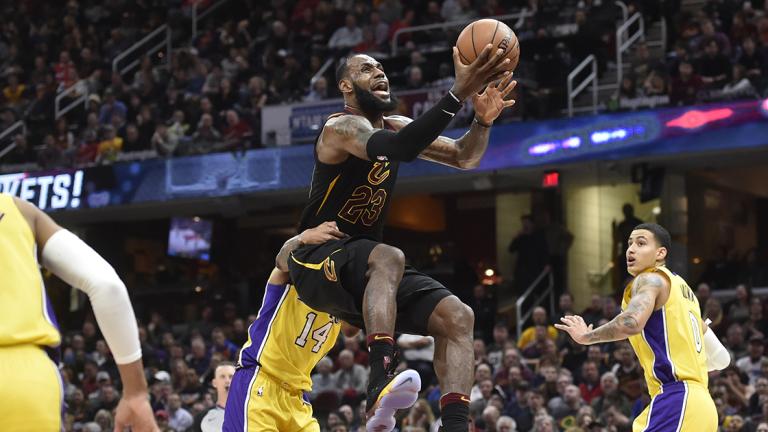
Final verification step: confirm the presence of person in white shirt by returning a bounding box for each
[736,335,767,385]
[329,14,363,49]
[167,393,194,432]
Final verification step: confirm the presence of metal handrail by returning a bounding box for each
[310,58,335,85]
[55,80,89,120]
[614,1,628,22]
[391,10,534,56]
[0,121,26,160]
[616,12,645,86]
[112,25,172,77]
[192,0,230,40]
[515,267,555,340]
[567,54,598,117]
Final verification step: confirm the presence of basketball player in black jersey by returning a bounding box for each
[276,45,516,432]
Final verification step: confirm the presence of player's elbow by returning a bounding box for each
[86,273,128,301]
[456,158,480,170]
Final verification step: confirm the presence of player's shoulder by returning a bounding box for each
[632,269,670,294]
[323,113,374,135]
[384,114,413,127]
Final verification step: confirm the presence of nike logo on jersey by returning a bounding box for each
[374,335,393,342]
[441,109,456,117]
[0,212,4,222]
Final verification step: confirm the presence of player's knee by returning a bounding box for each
[369,244,406,273]
[431,296,474,338]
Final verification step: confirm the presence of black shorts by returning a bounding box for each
[287,236,451,335]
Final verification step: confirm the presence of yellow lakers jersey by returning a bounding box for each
[623,266,708,397]
[0,193,60,348]
[238,283,341,392]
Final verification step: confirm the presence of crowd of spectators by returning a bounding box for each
[1,0,767,169]
[612,2,768,111]
[52,269,768,432]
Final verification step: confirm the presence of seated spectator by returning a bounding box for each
[537,362,561,400]
[311,356,339,400]
[222,109,253,150]
[581,295,605,326]
[333,349,367,400]
[736,335,766,385]
[737,37,765,82]
[152,123,180,157]
[122,124,145,152]
[402,399,436,430]
[186,337,211,376]
[610,343,643,401]
[369,11,390,48]
[720,64,758,99]
[696,283,712,314]
[590,372,631,428]
[4,133,37,164]
[487,321,511,373]
[2,72,28,109]
[745,297,768,339]
[471,363,494,402]
[698,19,732,57]
[304,76,329,102]
[548,384,584,425]
[669,60,704,106]
[98,89,127,125]
[210,327,239,361]
[96,125,123,164]
[397,333,435,388]
[189,113,221,154]
[727,284,752,324]
[698,39,731,89]
[329,14,363,50]
[517,307,558,351]
[577,360,602,404]
[748,377,768,416]
[727,323,748,360]
[167,393,194,432]
[705,297,729,336]
[641,70,668,96]
[482,405,501,431]
[405,65,424,89]
[469,378,495,417]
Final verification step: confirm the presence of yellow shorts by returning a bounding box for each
[633,381,717,432]
[223,366,319,432]
[0,345,62,432]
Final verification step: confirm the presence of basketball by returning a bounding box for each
[456,18,520,71]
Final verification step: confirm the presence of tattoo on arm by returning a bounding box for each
[418,121,491,169]
[275,235,302,272]
[326,115,378,159]
[585,273,664,343]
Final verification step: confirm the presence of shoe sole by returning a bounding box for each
[366,369,421,432]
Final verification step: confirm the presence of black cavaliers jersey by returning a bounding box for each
[298,114,399,242]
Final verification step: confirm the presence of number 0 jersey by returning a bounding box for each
[238,283,341,392]
[0,193,60,349]
[298,114,399,242]
[622,266,708,397]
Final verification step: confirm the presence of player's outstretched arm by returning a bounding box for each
[13,197,159,432]
[319,44,510,165]
[555,272,665,345]
[275,221,347,272]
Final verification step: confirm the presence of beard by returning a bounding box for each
[352,82,399,115]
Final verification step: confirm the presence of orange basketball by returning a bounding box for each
[456,19,520,71]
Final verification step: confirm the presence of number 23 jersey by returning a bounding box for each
[299,114,400,242]
[238,283,341,392]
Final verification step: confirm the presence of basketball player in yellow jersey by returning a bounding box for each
[223,221,365,432]
[556,223,730,432]
[0,193,158,431]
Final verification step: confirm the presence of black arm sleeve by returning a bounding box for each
[366,93,462,162]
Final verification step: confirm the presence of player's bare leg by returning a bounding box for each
[363,244,420,431]
[428,296,475,432]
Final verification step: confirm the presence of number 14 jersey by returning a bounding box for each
[622,266,709,397]
[238,283,341,393]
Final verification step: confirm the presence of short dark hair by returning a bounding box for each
[335,57,350,84]
[634,223,671,250]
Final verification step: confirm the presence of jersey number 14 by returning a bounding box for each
[295,312,334,353]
